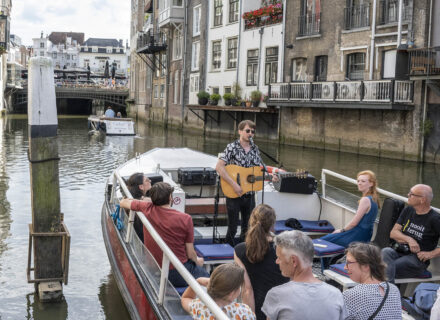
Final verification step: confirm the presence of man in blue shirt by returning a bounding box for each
[104,106,115,118]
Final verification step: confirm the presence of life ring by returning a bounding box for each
[263,165,286,174]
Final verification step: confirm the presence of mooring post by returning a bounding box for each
[28,57,65,301]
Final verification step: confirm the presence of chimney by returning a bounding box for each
[119,39,123,47]
[41,31,43,39]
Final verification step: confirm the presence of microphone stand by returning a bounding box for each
[250,136,267,204]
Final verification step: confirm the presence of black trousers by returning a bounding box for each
[225,194,256,246]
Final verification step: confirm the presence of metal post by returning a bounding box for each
[158,255,170,305]
[369,0,377,80]
[321,170,326,198]
[27,57,65,301]
[397,0,403,47]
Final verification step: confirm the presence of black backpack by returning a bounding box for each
[371,198,404,249]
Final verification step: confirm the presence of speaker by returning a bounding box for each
[273,172,317,194]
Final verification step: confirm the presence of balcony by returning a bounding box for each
[344,4,370,30]
[267,80,413,110]
[136,31,167,54]
[408,47,440,78]
[297,13,320,37]
[158,0,184,28]
[378,0,411,26]
[242,2,283,31]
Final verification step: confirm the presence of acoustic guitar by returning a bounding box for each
[220,165,309,198]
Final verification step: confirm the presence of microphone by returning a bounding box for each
[249,136,254,145]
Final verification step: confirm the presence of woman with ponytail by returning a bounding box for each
[234,204,288,320]
[320,170,380,247]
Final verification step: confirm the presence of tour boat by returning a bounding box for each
[88,115,135,136]
[102,148,436,320]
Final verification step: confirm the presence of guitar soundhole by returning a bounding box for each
[247,175,255,183]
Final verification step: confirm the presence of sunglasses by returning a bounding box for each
[408,192,423,198]
[245,129,255,134]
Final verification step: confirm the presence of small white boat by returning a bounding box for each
[88,115,135,136]
[102,148,438,320]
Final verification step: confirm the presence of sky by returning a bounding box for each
[10,0,131,46]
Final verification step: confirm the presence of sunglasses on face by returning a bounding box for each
[245,129,255,134]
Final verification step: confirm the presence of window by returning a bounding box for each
[346,52,365,80]
[193,6,201,36]
[67,54,71,60]
[227,38,238,69]
[173,0,183,6]
[246,49,259,86]
[160,84,165,99]
[155,53,160,77]
[314,55,327,81]
[40,51,44,57]
[212,87,220,94]
[298,0,321,36]
[154,85,158,98]
[212,41,222,70]
[84,59,89,67]
[214,0,223,26]
[161,53,167,76]
[224,87,232,94]
[229,0,239,23]
[53,52,57,59]
[192,41,200,71]
[106,47,112,53]
[265,47,278,85]
[40,42,44,48]
[174,71,180,104]
[190,74,199,93]
[291,58,307,82]
[92,46,98,52]
[173,29,183,60]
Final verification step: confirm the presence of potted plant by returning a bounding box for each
[223,93,234,106]
[197,90,210,105]
[209,93,221,106]
[251,90,262,107]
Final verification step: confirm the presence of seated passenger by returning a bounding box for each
[126,173,152,240]
[104,106,115,118]
[181,263,256,320]
[120,182,209,286]
[382,184,440,283]
[234,204,288,320]
[262,230,347,320]
[320,170,380,247]
[116,112,122,118]
[343,242,402,319]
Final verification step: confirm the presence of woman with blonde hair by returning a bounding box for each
[181,263,256,319]
[320,170,380,247]
[343,242,401,319]
[234,204,288,320]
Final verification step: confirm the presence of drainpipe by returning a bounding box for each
[420,0,433,162]
[369,0,377,80]
[280,0,287,82]
[397,0,403,47]
[180,0,188,128]
[236,0,243,86]
[204,0,209,91]
[257,27,264,91]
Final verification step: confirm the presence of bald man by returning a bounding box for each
[382,184,440,282]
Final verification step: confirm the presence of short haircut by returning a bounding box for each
[274,230,314,266]
[149,182,174,206]
[238,120,256,131]
[346,242,386,282]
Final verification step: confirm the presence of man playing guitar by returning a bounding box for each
[216,120,274,246]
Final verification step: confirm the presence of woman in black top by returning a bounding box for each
[234,204,289,320]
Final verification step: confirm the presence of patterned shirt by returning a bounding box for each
[343,282,402,320]
[220,139,261,168]
[189,298,256,320]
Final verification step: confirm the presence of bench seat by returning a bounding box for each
[275,220,334,235]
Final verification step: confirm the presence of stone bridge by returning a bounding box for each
[13,86,129,108]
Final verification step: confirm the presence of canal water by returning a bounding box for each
[0,115,439,319]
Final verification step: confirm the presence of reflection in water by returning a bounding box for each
[0,116,438,320]
[98,273,131,319]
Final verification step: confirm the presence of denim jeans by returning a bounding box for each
[168,260,209,287]
[225,194,256,246]
[381,247,428,283]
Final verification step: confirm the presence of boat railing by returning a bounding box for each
[112,171,230,320]
[321,169,440,212]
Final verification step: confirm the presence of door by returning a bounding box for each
[383,50,396,78]
[315,55,328,81]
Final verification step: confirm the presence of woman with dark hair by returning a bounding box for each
[126,173,151,240]
[181,263,256,319]
[234,204,288,320]
[320,170,380,247]
[343,242,401,319]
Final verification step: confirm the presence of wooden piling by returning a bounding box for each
[27,57,64,301]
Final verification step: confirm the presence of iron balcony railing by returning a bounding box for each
[268,80,413,104]
[344,4,370,30]
[378,0,411,25]
[298,13,321,37]
[408,47,440,76]
[136,31,167,53]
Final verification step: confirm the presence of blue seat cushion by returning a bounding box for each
[175,286,188,296]
[313,239,345,256]
[195,244,234,260]
[329,263,349,277]
[275,220,335,234]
